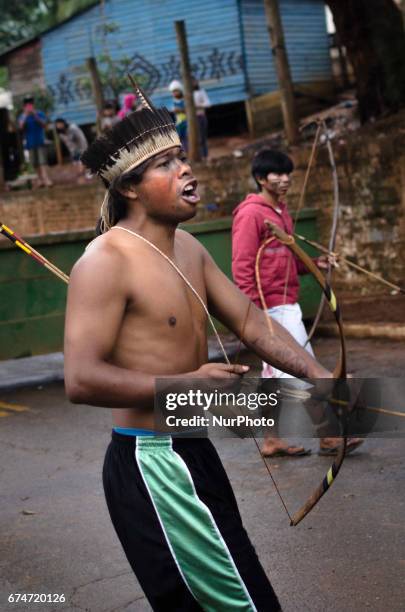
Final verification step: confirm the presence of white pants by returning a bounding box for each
[262,303,314,378]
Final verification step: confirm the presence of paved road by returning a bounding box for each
[0,339,404,612]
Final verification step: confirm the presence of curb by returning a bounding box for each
[0,372,64,393]
[318,322,405,341]
[0,340,246,393]
[0,352,65,393]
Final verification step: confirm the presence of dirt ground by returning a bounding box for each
[239,335,405,378]
[322,294,405,324]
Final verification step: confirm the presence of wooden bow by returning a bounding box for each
[265,220,347,526]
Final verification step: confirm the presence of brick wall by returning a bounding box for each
[0,183,104,236]
[196,112,405,295]
[289,112,405,294]
[1,110,404,295]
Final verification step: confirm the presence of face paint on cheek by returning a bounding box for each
[266,175,282,192]
[278,181,290,194]
[267,174,290,195]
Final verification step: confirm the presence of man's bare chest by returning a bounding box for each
[124,259,207,329]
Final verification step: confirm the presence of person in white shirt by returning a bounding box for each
[192,78,211,159]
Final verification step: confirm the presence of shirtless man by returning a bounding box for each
[64,88,331,611]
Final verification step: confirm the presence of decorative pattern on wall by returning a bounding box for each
[47,48,244,107]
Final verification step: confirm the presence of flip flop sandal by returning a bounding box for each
[318,446,340,456]
[345,439,364,454]
[318,439,364,456]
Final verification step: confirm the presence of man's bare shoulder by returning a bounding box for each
[70,231,128,285]
[176,228,205,255]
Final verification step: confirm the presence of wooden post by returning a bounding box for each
[174,20,201,162]
[263,0,299,144]
[86,57,105,136]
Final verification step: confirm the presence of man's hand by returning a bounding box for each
[317,253,339,270]
[34,113,46,127]
[193,363,249,379]
[187,363,249,397]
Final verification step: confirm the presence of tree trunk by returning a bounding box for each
[326,0,405,121]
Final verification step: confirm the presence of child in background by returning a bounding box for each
[192,77,211,159]
[169,80,187,151]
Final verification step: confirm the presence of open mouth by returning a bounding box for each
[181,179,200,204]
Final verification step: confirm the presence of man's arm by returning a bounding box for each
[18,114,27,130]
[34,111,47,128]
[203,248,331,378]
[231,210,261,299]
[64,244,158,407]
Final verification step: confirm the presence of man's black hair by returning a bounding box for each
[23,95,34,104]
[251,149,294,190]
[55,117,68,126]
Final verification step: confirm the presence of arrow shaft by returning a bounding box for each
[1,223,69,284]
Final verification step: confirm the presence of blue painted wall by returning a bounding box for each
[41,0,331,125]
[240,0,331,95]
[42,0,246,124]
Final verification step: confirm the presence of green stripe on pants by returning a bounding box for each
[136,436,256,612]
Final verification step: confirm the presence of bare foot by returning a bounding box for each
[261,438,311,457]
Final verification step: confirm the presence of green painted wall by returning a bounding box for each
[0,210,320,360]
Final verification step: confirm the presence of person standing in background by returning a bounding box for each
[192,77,211,159]
[232,148,363,457]
[168,80,187,151]
[19,95,53,188]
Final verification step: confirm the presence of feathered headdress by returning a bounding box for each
[81,78,181,232]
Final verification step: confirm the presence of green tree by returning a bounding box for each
[326,0,405,121]
[0,0,95,52]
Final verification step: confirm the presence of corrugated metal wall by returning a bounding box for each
[41,0,331,125]
[240,0,331,95]
[42,0,246,124]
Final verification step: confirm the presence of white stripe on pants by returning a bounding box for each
[262,303,314,378]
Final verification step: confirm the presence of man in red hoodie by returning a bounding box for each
[232,148,362,457]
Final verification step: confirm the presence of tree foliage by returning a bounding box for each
[326,0,405,120]
[0,0,95,52]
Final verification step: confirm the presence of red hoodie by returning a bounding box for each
[232,193,310,309]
